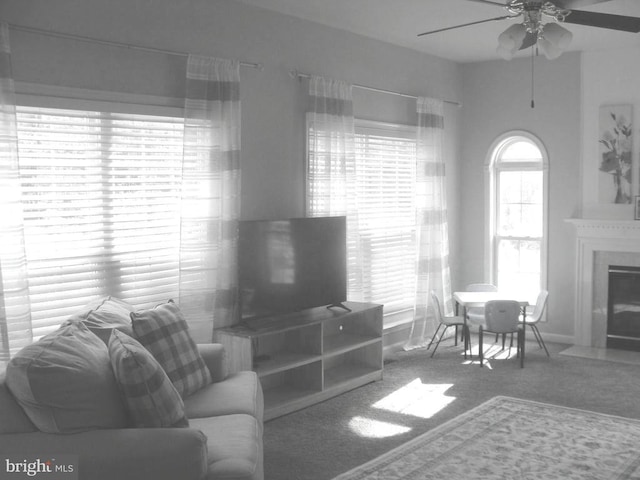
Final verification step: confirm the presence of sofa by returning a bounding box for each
[0,297,264,480]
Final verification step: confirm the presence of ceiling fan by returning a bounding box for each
[418,0,640,60]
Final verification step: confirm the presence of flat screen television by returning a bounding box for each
[238,216,347,322]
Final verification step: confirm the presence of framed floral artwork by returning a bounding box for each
[598,105,633,204]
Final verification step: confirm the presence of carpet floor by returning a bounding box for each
[263,337,640,480]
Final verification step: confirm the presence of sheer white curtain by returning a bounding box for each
[0,24,32,364]
[306,76,363,300]
[405,97,453,350]
[180,56,241,340]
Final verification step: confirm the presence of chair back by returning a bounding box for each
[530,290,549,322]
[430,290,444,323]
[466,283,498,292]
[484,300,521,333]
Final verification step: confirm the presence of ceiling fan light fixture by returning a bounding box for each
[496,44,516,60]
[497,23,527,51]
[539,37,563,60]
[542,22,573,50]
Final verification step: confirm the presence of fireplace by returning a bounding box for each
[607,266,640,351]
[566,219,640,347]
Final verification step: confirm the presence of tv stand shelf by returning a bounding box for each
[215,301,383,421]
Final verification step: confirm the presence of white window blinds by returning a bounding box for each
[354,122,417,324]
[16,105,183,339]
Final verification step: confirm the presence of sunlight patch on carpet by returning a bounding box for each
[372,379,455,419]
[348,416,411,438]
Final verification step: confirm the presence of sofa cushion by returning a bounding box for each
[131,300,212,398]
[0,372,37,434]
[5,322,128,433]
[190,414,263,480]
[66,296,134,322]
[197,343,228,383]
[108,329,189,428]
[184,371,263,423]
[65,296,135,344]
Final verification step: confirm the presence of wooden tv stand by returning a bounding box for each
[215,301,383,421]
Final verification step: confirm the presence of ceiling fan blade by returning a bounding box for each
[518,32,538,50]
[563,9,640,33]
[463,0,507,6]
[554,0,612,8]
[418,15,513,37]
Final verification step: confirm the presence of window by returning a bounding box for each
[15,105,184,339]
[307,118,418,326]
[354,121,417,324]
[487,132,548,303]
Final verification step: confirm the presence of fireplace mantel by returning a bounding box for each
[566,218,640,346]
[566,219,640,240]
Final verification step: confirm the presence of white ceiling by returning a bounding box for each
[233,0,640,63]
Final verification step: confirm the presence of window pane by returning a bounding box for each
[499,140,542,162]
[354,128,416,318]
[16,106,183,338]
[498,171,542,236]
[496,239,541,302]
[357,229,416,315]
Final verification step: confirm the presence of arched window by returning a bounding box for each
[486,131,548,303]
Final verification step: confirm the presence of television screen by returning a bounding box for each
[238,216,347,321]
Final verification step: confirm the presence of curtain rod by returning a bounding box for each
[290,70,461,107]
[9,24,263,71]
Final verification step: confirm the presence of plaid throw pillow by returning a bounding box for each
[108,329,188,428]
[131,300,212,398]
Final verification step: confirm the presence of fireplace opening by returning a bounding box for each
[607,266,640,351]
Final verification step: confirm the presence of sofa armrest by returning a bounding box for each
[197,343,229,382]
[0,428,208,480]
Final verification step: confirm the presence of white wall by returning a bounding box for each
[581,46,640,220]
[459,53,582,341]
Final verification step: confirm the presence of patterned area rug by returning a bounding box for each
[332,396,640,480]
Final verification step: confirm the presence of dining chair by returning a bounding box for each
[479,300,523,368]
[465,284,497,320]
[464,283,498,341]
[521,290,549,357]
[428,290,467,358]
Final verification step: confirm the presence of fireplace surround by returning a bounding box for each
[567,219,640,347]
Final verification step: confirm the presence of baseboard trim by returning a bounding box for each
[538,332,574,346]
